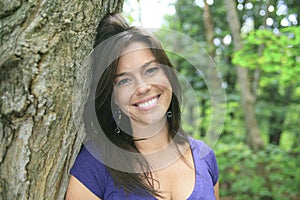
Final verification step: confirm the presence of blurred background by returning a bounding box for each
[124,0,300,199]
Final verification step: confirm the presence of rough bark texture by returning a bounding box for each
[0,0,123,199]
[224,0,264,152]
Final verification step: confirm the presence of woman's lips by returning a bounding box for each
[134,95,160,110]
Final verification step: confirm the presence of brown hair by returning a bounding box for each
[83,13,187,198]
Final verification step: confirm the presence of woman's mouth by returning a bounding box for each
[135,95,160,110]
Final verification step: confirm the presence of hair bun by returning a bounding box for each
[94,12,130,47]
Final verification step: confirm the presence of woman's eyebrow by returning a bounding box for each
[115,59,157,78]
[115,71,127,78]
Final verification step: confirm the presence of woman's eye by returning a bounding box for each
[116,78,131,86]
[144,67,159,76]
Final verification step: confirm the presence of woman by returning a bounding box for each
[66,13,219,200]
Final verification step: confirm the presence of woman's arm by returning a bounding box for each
[66,175,101,200]
[214,180,220,200]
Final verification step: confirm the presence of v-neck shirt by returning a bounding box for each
[70,138,218,199]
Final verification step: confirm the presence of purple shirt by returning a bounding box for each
[70,138,218,199]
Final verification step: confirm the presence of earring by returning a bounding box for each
[167,110,172,118]
[114,109,121,134]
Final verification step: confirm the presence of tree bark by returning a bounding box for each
[224,0,264,152]
[0,0,123,199]
[203,1,215,57]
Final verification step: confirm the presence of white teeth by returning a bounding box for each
[137,97,158,108]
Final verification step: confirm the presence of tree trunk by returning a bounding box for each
[268,85,292,145]
[224,0,264,152]
[0,0,123,199]
[201,2,214,138]
[203,1,215,57]
[269,112,285,145]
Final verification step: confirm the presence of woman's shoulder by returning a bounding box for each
[188,137,218,169]
[189,137,214,158]
[189,137,219,185]
[70,142,111,198]
[72,141,107,169]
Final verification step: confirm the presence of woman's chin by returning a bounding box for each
[130,111,167,128]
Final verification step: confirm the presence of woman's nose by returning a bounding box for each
[135,83,151,96]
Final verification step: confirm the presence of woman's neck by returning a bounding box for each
[131,117,171,154]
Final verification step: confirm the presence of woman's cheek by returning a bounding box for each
[153,77,172,91]
[114,88,132,109]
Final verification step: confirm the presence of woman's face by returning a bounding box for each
[114,42,172,127]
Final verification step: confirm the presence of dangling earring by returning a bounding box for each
[167,110,172,118]
[115,109,121,134]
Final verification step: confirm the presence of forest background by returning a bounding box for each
[0,0,299,199]
[124,0,300,199]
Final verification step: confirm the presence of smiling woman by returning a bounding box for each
[114,42,173,128]
[66,12,219,200]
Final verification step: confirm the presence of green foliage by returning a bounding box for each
[160,0,300,199]
[219,100,246,143]
[232,26,300,148]
[216,142,300,199]
[233,27,300,87]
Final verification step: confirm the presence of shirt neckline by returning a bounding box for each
[185,137,200,200]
